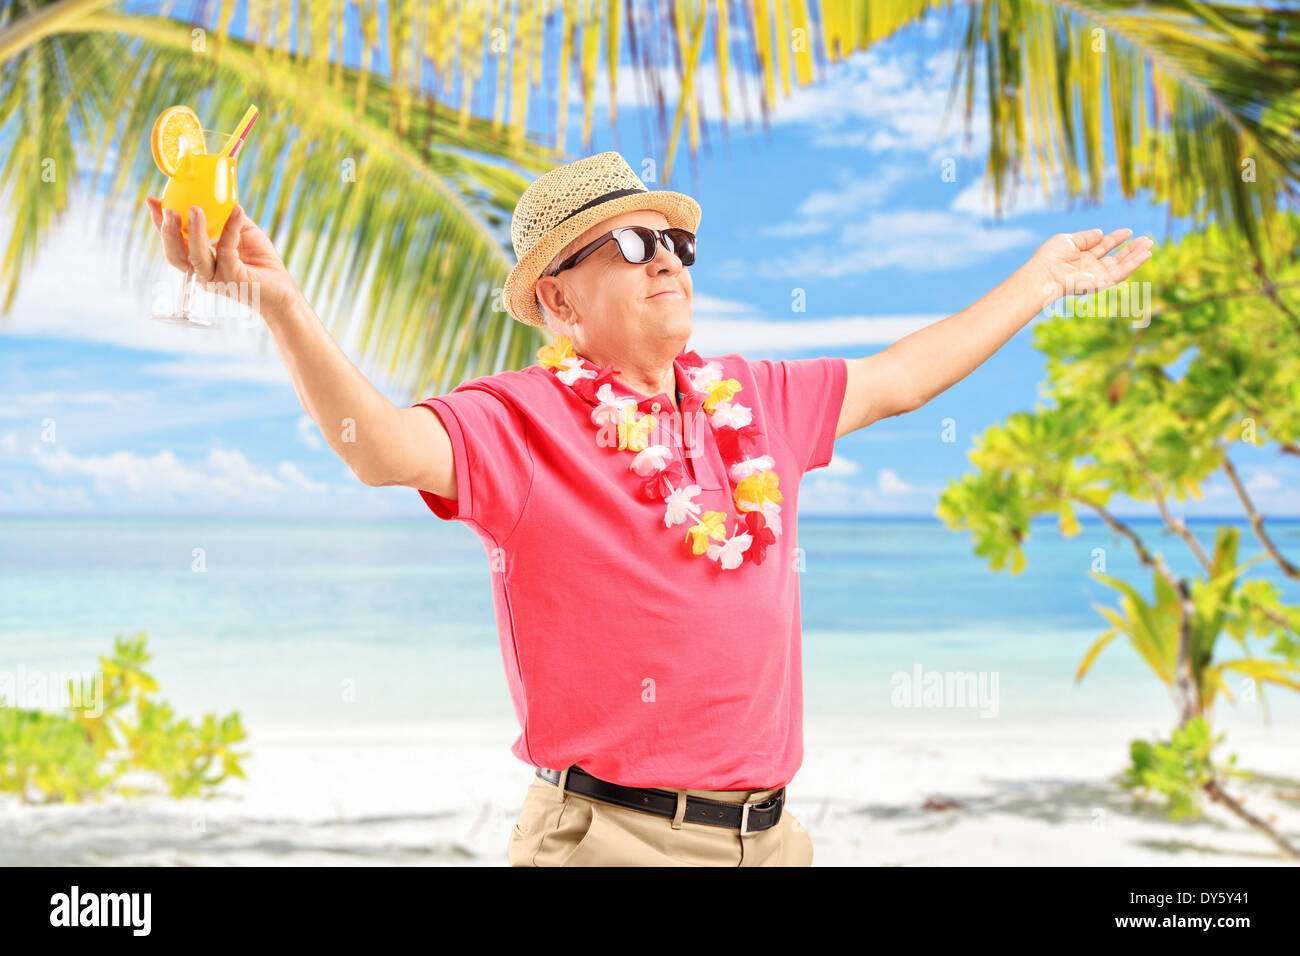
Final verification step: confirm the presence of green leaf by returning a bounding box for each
[1076,628,1119,682]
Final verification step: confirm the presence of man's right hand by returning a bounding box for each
[144,197,301,318]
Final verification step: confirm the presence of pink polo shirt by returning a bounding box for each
[411,347,847,790]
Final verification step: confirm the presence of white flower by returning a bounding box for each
[686,361,724,391]
[759,500,782,535]
[591,383,635,428]
[663,484,703,527]
[729,453,774,483]
[706,532,753,570]
[710,400,752,429]
[557,357,597,387]
[631,444,673,476]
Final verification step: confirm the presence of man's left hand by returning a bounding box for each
[1031,227,1155,306]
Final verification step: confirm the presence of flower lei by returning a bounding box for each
[537,335,781,570]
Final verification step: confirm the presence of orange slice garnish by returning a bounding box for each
[151,106,206,177]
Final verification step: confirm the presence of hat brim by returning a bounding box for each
[503,190,702,328]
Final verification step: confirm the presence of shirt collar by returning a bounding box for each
[560,345,707,417]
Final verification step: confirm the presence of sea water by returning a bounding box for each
[2,516,1297,734]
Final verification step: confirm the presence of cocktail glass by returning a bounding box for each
[151,130,239,329]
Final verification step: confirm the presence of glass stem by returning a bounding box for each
[179,267,199,319]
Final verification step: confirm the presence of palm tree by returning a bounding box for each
[2,0,1297,398]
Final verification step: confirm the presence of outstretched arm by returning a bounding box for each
[834,227,1154,439]
[145,198,458,495]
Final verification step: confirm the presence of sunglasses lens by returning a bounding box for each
[617,227,657,263]
[665,228,695,266]
[614,227,696,266]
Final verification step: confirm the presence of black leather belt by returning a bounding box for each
[536,765,784,835]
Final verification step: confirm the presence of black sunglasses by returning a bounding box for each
[545,226,696,277]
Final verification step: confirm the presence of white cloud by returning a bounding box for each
[572,39,983,163]
[0,387,309,450]
[0,186,408,397]
[756,165,911,238]
[877,467,912,495]
[686,290,943,353]
[771,47,985,160]
[0,390,156,418]
[690,292,755,316]
[823,454,860,476]
[798,466,949,514]
[796,454,1300,517]
[296,414,324,450]
[733,209,1035,280]
[275,460,327,493]
[29,443,326,502]
[135,356,291,385]
[950,163,1121,219]
[950,175,1053,219]
[0,436,426,515]
[687,308,943,354]
[797,476,872,513]
[1247,470,1282,493]
[0,478,95,513]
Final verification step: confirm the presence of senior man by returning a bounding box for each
[145,150,1153,867]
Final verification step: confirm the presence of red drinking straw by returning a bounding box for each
[223,106,259,160]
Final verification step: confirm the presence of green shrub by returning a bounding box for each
[0,631,248,803]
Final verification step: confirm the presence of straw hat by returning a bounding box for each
[503,151,702,328]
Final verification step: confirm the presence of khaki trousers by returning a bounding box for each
[508,766,814,866]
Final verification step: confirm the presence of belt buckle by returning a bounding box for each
[739,795,779,837]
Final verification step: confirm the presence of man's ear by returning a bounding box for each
[536,275,565,322]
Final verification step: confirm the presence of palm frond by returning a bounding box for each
[3,0,1299,398]
[953,0,1300,263]
[0,4,565,396]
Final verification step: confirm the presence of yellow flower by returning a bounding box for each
[702,377,741,412]
[685,511,728,554]
[537,335,576,369]
[618,405,656,452]
[734,469,783,511]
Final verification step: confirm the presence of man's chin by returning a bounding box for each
[661,314,693,340]
[636,304,692,341]
[657,304,692,326]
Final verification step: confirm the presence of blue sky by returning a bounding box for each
[2,6,1296,518]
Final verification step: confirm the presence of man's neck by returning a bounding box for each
[579,345,683,411]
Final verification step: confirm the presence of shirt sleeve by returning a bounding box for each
[409,384,534,543]
[743,355,848,473]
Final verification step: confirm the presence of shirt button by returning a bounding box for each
[651,402,661,412]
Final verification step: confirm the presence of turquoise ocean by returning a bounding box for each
[3,515,1298,734]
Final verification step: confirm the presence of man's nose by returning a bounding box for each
[648,238,683,272]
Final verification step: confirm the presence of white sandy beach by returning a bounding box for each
[3,710,1297,866]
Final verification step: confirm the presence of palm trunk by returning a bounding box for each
[1169,576,1298,858]
[1203,780,1299,858]
[1171,576,1200,725]
[1135,548,1293,857]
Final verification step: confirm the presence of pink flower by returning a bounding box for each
[631,444,673,476]
[714,423,763,461]
[572,366,619,405]
[662,482,702,525]
[742,511,775,565]
[642,459,686,501]
[706,532,753,570]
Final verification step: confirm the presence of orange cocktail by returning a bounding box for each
[160,144,238,242]
[149,104,258,327]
